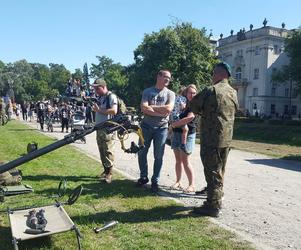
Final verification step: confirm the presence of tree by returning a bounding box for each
[285,29,301,94]
[90,56,114,79]
[72,68,83,81]
[90,56,129,99]
[0,60,34,102]
[272,29,301,95]
[127,22,217,106]
[83,62,90,86]
[49,63,71,94]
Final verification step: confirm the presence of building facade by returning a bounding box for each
[217,25,301,118]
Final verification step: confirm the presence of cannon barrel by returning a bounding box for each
[0,114,131,174]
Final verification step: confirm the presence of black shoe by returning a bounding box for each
[151,182,159,193]
[192,205,220,217]
[136,177,149,187]
[195,187,208,196]
[180,143,191,154]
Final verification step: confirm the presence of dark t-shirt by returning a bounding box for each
[173,107,197,134]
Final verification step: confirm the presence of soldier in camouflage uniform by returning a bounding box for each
[190,62,238,217]
[92,79,118,184]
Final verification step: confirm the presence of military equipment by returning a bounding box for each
[27,142,38,154]
[94,220,118,233]
[25,209,48,234]
[0,114,144,175]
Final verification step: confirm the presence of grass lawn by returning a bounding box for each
[232,121,301,161]
[0,121,254,250]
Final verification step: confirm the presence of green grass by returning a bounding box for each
[233,121,301,146]
[0,121,254,250]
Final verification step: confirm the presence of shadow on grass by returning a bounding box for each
[22,176,157,200]
[0,226,53,250]
[72,204,192,225]
[246,158,301,172]
[24,174,98,183]
[8,128,37,132]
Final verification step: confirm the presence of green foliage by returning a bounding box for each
[272,29,301,94]
[49,63,71,94]
[0,61,71,102]
[83,62,90,85]
[285,29,301,94]
[72,68,83,80]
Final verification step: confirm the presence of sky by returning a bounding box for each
[1,0,300,72]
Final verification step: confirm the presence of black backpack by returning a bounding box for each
[106,93,127,115]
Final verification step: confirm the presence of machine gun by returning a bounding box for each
[0,114,144,175]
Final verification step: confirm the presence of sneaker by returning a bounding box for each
[104,173,112,184]
[180,144,191,155]
[136,177,149,187]
[195,187,208,196]
[151,182,159,193]
[193,205,220,217]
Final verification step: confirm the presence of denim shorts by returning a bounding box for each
[171,132,196,154]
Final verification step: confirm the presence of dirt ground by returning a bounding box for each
[21,121,301,249]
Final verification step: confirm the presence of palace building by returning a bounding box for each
[216,21,300,118]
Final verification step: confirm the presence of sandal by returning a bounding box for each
[170,182,183,190]
[183,186,195,194]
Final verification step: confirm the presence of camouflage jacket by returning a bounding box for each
[190,79,238,148]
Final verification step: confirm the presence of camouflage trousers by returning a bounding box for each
[201,146,230,209]
[96,129,116,173]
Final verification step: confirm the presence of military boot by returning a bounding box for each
[192,203,221,218]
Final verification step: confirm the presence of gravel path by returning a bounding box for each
[23,121,301,249]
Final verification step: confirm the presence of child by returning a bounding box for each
[169,86,189,153]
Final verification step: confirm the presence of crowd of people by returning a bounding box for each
[91,62,238,218]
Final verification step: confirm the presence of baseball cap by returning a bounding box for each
[216,62,232,77]
[92,78,107,87]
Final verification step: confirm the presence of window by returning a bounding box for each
[292,89,298,98]
[254,68,259,79]
[236,49,243,56]
[273,45,279,54]
[291,105,297,115]
[235,67,242,80]
[271,88,276,96]
[285,88,289,97]
[255,46,260,55]
[253,88,258,96]
[271,104,276,114]
[284,105,289,114]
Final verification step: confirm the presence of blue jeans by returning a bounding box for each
[138,122,168,183]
